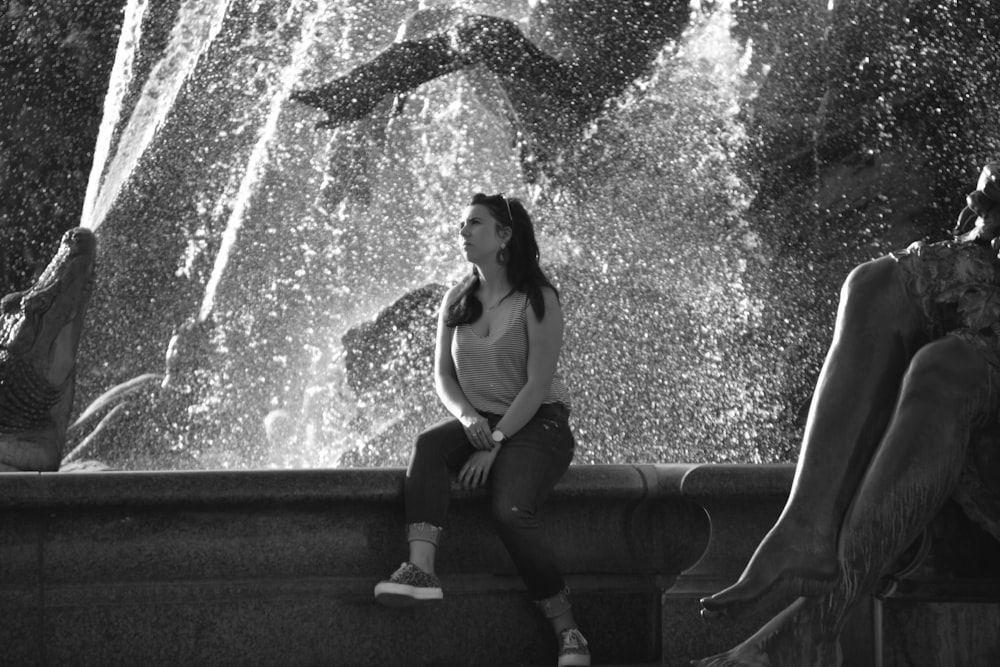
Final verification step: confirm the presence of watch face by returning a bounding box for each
[492,430,504,442]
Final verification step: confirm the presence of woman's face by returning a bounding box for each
[459,204,510,263]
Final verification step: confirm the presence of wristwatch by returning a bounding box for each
[491,429,509,445]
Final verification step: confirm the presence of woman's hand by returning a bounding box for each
[460,412,495,450]
[459,448,499,489]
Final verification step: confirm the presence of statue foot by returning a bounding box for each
[692,639,840,667]
[700,528,839,618]
[691,648,772,667]
[692,598,842,667]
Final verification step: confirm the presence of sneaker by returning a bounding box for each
[558,628,590,666]
[373,562,443,607]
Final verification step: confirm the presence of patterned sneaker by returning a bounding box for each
[373,562,443,607]
[558,628,590,666]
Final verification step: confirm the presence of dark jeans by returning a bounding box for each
[405,403,575,600]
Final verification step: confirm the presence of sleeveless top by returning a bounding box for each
[452,291,572,416]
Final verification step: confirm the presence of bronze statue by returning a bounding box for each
[0,228,96,471]
[291,1,690,185]
[695,162,1000,665]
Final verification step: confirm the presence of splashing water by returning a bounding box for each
[74,0,795,470]
[80,0,148,232]
[200,0,328,322]
[82,0,230,232]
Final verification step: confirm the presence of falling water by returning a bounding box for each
[71,0,799,471]
[200,0,327,322]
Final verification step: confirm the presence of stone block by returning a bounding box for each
[1,464,995,665]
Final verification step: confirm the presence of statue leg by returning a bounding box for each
[290,37,460,125]
[695,335,991,666]
[702,256,928,616]
[834,334,989,593]
[291,13,572,128]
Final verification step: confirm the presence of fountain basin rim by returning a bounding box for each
[0,462,796,508]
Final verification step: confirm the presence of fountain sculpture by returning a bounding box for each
[0,228,95,471]
[3,1,1000,665]
[69,0,777,471]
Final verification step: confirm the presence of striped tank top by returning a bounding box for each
[452,291,572,416]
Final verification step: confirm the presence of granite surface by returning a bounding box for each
[1,464,996,665]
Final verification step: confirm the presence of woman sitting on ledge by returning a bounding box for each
[373,193,589,667]
[695,161,1000,666]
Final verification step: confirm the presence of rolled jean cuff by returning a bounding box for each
[406,522,443,547]
[534,587,572,618]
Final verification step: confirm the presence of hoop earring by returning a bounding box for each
[497,243,507,265]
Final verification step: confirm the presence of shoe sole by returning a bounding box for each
[557,656,590,667]
[373,582,443,607]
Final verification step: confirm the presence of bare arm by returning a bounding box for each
[495,287,564,437]
[433,284,493,450]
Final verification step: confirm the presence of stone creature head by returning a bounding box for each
[0,227,96,470]
[0,228,96,389]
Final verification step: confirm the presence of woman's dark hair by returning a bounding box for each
[446,193,558,327]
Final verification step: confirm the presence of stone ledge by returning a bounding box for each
[0,464,713,507]
[0,464,776,666]
[2,464,995,666]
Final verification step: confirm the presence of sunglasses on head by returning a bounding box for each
[497,192,513,224]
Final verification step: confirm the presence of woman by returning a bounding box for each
[695,161,1000,665]
[373,193,590,667]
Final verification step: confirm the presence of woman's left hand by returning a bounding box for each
[459,449,499,489]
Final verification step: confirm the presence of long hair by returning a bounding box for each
[446,193,558,327]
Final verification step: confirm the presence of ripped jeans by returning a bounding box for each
[405,402,575,601]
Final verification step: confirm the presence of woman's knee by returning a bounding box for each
[413,419,462,451]
[408,421,461,471]
[413,429,438,453]
[409,430,437,464]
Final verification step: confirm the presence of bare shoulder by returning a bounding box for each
[527,286,564,325]
[441,281,466,310]
[541,286,563,313]
[541,285,561,303]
